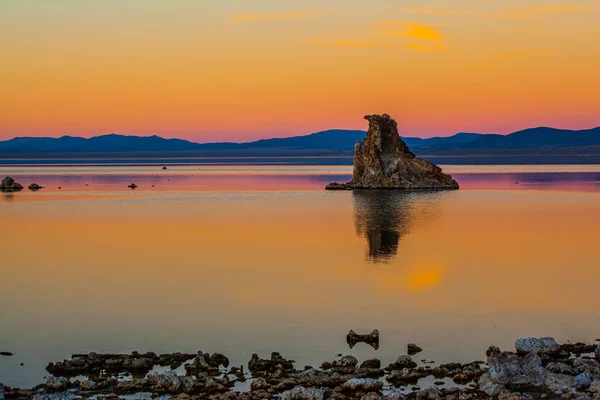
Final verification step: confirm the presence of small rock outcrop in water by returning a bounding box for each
[407,343,423,355]
[28,183,43,191]
[0,176,24,192]
[128,183,137,189]
[346,329,380,349]
[326,114,458,190]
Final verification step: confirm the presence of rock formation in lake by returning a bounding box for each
[326,114,459,190]
[0,176,24,192]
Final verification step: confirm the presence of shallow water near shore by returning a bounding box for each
[1,165,599,388]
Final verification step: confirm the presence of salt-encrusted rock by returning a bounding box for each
[79,380,96,390]
[515,337,560,354]
[575,372,592,390]
[340,378,383,392]
[280,386,324,400]
[326,114,458,190]
[359,359,381,369]
[487,351,547,389]
[388,355,417,370]
[45,376,68,391]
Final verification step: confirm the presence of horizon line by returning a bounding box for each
[4,124,600,145]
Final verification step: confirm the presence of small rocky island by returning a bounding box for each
[326,114,458,190]
[0,176,24,192]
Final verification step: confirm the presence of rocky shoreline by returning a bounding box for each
[1,337,599,400]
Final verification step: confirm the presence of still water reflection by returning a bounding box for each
[0,165,599,389]
[353,191,441,263]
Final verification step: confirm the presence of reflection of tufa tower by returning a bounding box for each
[352,191,441,263]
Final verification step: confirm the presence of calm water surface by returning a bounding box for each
[1,165,599,388]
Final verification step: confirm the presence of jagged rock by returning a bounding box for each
[388,355,417,370]
[250,377,269,391]
[575,372,592,389]
[347,329,379,349]
[561,342,597,354]
[407,343,423,355]
[45,376,68,391]
[383,391,407,400]
[487,351,547,390]
[515,337,560,354]
[340,378,383,392]
[80,380,97,390]
[544,373,577,392]
[478,372,503,397]
[596,345,600,359]
[359,359,381,369]
[280,386,324,400]
[360,392,380,400]
[0,177,23,192]
[28,183,43,190]
[590,379,600,394]
[248,352,295,374]
[326,114,458,190]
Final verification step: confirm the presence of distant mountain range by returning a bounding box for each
[1,127,600,157]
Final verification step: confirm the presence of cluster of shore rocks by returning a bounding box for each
[1,337,599,400]
[0,177,43,192]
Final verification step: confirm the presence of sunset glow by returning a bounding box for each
[1,0,599,141]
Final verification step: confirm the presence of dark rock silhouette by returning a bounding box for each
[347,329,379,350]
[28,183,44,191]
[327,114,458,190]
[408,343,423,355]
[128,183,137,189]
[352,190,442,262]
[0,176,24,192]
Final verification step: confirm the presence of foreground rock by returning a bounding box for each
[46,351,196,376]
[407,343,423,355]
[515,337,560,354]
[5,336,600,400]
[0,177,23,192]
[346,329,379,349]
[326,114,459,190]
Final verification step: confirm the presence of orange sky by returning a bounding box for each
[1,0,599,142]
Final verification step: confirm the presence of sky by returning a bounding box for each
[1,0,600,142]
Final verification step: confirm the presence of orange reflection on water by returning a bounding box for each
[1,189,599,388]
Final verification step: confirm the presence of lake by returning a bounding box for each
[1,164,599,388]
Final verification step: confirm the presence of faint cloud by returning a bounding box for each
[404,42,445,52]
[488,50,554,60]
[377,21,443,41]
[231,10,320,22]
[500,2,587,16]
[376,21,446,52]
[308,39,385,48]
[307,20,447,52]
